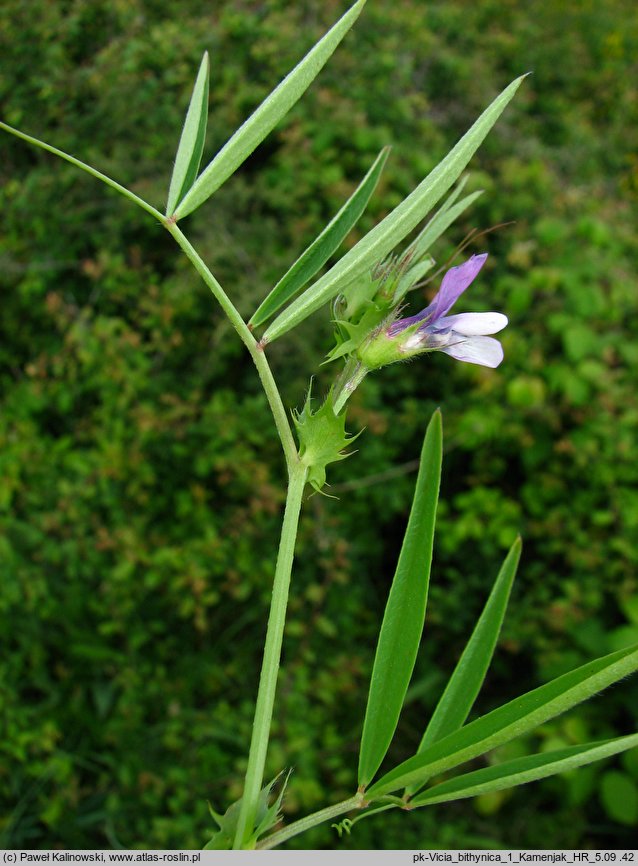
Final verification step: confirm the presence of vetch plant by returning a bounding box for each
[2,0,637,850]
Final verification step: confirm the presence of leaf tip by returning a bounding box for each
[378,144,392,165]
[345,0,367,26]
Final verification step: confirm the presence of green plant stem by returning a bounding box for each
[349,802,400,826]
[1,116,332,849]
[160,229,309,848]
[0,120,164,223]
[233,463,309,849]
[0,120,298,469]
[165,223,298,469]
[332,358,369,413]
[256,794,366,849]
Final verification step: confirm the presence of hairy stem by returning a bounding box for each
[257,794,366,849]
[233,463,309,848]
[0,119,298,469]
[165,224,298,469]
[0,121,164,223]
[1,117,322,849]
[332,358,369,413]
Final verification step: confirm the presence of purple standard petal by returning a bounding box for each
[441,335,504,368]
[387,310,430,336]
[388,253,488,336]
[429,253,488,320]
[439,311,508,336]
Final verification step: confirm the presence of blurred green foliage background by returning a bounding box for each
[1,0,638,850]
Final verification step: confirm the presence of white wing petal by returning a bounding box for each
[439,312,508,335]
[441,335,504,367]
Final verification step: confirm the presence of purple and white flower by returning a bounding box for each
[387,253,507,368]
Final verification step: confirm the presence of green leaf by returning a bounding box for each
[404,176,470,255]
[358,409,443,788]
[410,734,638,807]
[174,0,367,219]
[431,173,470,216]
[366,642,638,796]
[263,74,526,343]
[406,190,483,264]
[394,256,435,302]
[250,146,390,328]
[391,185,482,304]
[166,52,210,216]
[413,539,522,765]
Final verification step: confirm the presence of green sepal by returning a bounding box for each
[326,259,406,364]
[293,388,361,491]
[357,319,427,370]
[204,770,291,849]
[327,304,392,363]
